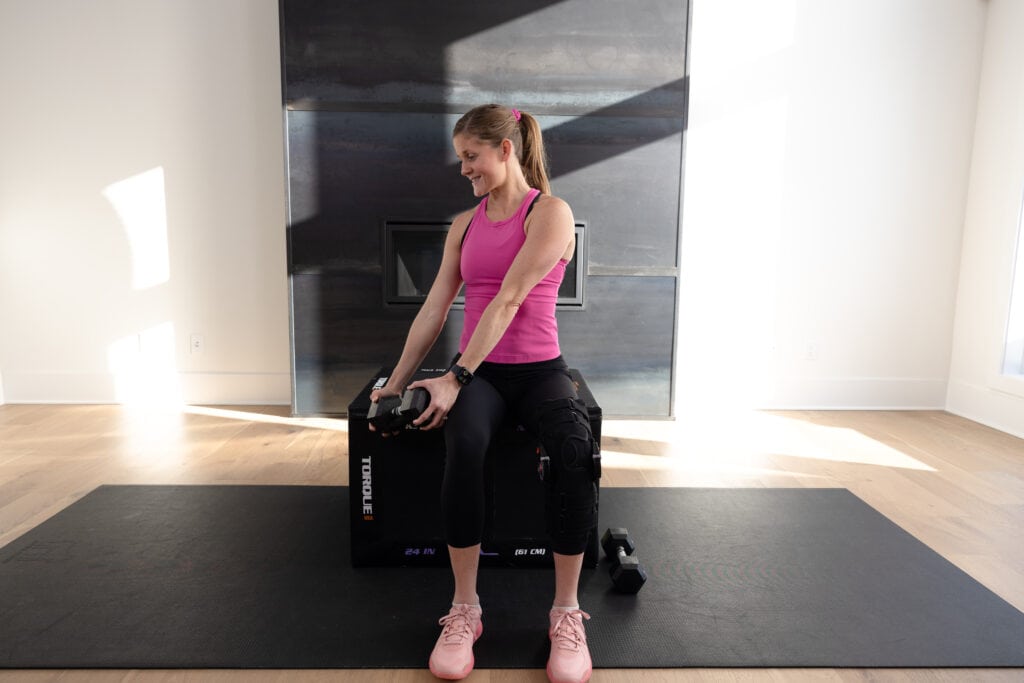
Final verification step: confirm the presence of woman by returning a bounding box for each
[370,104,599,683]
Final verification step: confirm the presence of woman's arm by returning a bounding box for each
[374,209,472,398]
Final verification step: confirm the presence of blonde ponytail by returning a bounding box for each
[516,111,550,195]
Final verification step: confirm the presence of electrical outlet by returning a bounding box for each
[190,334,204,355]
[804,342,819,361]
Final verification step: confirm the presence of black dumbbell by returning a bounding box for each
[399,386,429,422]
[367,387,429,432]
[601,527,648,594]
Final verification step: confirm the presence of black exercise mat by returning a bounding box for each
[1,485,1023,668]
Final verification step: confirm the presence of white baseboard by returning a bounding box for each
[178,372,292,405]
[0,372,116,403]
[0,371,291,406]
[677,375,949,411]
[946,379,1024,440]
[759,376,949,410]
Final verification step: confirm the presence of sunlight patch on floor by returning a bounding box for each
[182,405,349,432]
[599,448,829,481]
[602,411,935,472]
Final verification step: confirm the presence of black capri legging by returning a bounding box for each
[442,355,594,555]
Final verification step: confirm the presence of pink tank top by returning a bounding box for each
[459,188,567,363]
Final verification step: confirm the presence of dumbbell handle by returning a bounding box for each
[615,545,630,562]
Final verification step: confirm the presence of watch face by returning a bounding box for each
[453,365,472,385]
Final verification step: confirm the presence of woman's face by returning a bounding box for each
[453,133,506,197]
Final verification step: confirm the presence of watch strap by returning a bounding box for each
[449,364,474,386]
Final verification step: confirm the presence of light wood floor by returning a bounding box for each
[1,403,1022,682]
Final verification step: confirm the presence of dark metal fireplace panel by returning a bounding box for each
[281,0,688,417]
[382,221,586,307]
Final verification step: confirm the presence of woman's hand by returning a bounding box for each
[408,373,462,430]
[368,386,403,436]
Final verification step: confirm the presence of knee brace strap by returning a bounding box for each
[535,397,601,538]
[535,397,601,482]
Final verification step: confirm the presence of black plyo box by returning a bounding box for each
[348,367,601,568]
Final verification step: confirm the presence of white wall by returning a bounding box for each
[1,0,1019,436]
[678,0,987,411]
[0,0,290,405]
[947,0,1024,438]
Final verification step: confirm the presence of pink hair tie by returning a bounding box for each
[511,108,521,122]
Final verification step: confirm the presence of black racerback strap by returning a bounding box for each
[525,191,543,218]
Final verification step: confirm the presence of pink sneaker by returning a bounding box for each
[546,608,592,683]
[428,603,483,680]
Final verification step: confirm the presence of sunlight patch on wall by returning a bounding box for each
[102,167,170,290]
[694,0,795,75]
[107,321,182,406]
[1002,186,1024,378]
[679,95,790,407]
[287,113,320,225]
[443,0,684,112]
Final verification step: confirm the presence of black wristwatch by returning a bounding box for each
[449,364,474,387]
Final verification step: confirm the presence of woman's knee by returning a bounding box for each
[534,396,600,551]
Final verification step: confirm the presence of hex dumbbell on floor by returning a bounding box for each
[601,527,648,593]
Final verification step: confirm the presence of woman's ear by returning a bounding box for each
[501,138,514,161]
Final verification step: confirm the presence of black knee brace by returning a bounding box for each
[535,397,601,543]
